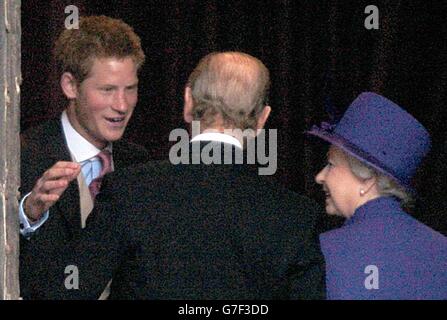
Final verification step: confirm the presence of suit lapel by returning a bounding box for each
[45,120,82,233]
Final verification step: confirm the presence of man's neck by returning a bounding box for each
[66,104,107,150]
[201,128,245,148]
[61,110,111,162]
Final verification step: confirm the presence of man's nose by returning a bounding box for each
[112,91,129,112]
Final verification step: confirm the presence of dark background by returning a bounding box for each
[21,0,446,235]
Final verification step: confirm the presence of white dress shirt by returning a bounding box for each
[190,132,243,149]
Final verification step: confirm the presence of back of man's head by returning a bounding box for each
[54,15,145,83]
[187,52,270,130]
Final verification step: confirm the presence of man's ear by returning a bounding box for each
[256,106,271,132]
[60,72,79,100]
[183,86,194,124]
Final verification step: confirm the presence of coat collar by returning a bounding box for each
[191,132,243,149]
[37,119,72,162]
[344,196,404,227]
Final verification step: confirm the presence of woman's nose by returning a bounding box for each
[315,166,326,185]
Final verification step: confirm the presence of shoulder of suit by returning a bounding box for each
[114,159,170,180]
[104,159,165,182]
[113,139,149,159]
[21,118,62,148]
[244,173,321,211]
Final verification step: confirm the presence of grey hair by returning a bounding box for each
[187,52,270,131]
[345,152,414,209]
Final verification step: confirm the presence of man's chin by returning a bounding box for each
[98,130,125,145]
[105,133,124,143]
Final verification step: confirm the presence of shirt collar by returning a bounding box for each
[61,110,112,162]
[344,196,403,227]
[190,132,243,149]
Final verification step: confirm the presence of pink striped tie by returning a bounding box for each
[89,150,112,200]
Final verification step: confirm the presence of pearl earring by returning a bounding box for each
[360,189,366,196]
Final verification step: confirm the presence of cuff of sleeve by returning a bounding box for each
[19,192,50,237]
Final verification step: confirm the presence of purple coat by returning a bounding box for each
[320,197,447,300]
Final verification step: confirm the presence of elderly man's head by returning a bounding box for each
[184,52,271,132]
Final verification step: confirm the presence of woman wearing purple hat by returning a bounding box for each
[308,92,447,300]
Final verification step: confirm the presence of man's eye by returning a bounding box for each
[101,87,113,92]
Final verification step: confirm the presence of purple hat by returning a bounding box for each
[307,92,431,191]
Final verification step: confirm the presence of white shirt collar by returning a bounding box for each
[190,132,243,149]
[61,111,112,162]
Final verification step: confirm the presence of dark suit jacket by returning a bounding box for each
[19,118,149,299]
[39,141,325,299]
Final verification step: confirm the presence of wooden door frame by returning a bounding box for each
[0,0,21,300]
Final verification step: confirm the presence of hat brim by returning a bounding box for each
[306,126,414,194]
